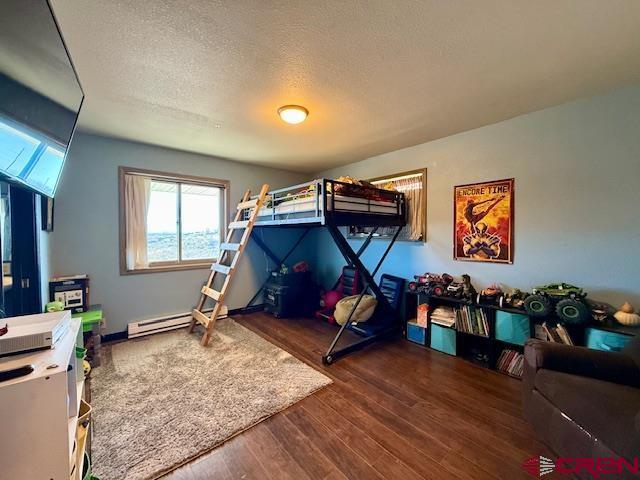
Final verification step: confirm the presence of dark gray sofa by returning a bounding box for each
[523,336,640,478]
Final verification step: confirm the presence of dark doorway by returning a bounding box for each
[0,182,41,317]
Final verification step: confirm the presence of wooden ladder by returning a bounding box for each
[188,184,270,345]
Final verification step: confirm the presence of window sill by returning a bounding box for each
[120,262,213,275]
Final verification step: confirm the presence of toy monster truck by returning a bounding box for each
[476,284,503,305]
[499,288,529,310]
[446,275,476,302]
[523,283,589,324]
[446,282,464,297]
[408,273,453,296]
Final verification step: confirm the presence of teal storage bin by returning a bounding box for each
[430,323,456,355]
[406,322,426,345]
[495,311,530,346]
[585,328,632,352]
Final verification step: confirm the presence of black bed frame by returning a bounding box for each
[242,179,406,364]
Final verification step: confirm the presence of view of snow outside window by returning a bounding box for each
[147,181,221,263]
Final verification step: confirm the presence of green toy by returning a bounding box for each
[499,288,529,310]
[531,283,585,299]
[524,283,589,324]
[45,301,64,312]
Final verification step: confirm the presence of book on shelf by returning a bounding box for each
[455,305,489,337]
[542,322,573,345]
[497,348,524,377]
[430,305,456,327]
[534,324,547,341]
[555,324,574,345]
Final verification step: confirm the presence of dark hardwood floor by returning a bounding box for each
[164,312,553,479]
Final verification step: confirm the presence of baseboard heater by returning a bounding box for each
[127,305,229,339]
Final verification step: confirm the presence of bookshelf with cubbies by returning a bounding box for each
[402,290,585,379]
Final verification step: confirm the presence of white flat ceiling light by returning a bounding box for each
[278,105,308,124]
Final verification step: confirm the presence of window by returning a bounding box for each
[119,167,229,274]
[348,168,427,242]
[0,117,66,197]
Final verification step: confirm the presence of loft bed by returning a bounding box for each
[242,178,407,364]
[246,178,404,227]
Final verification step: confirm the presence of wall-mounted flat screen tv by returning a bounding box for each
[0,0,83,198]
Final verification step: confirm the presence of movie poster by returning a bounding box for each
[454,178,514,264]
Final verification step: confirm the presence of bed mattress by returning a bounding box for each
[256,194,398,218]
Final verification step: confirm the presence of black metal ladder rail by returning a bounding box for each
[329,226,378,291]
[322,223,403,364]
[244,227,312,310]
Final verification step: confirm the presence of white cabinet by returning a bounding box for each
[0,314,84,480]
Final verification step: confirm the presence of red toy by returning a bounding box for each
[316,266,361,324]
[322,290,343,309]
[292,261,309,273]
[408,272,453,296]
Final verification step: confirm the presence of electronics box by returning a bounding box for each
[49,275,89,313]
[0,310,71,356]
[268,270,312,287]
[264,281,318,318]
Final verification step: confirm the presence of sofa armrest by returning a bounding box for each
[524,339,640,388]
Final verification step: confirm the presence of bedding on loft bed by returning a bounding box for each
[247,177,405,226]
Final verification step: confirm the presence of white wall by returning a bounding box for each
[316,85,640,309]
[50,133,309,334]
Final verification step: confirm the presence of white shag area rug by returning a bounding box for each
[91,318,332,480]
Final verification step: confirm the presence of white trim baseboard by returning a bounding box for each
[127,306,229,338]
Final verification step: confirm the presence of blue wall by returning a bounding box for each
[50,132,311,334]
[315,85,640,309]
[49,84,640,333]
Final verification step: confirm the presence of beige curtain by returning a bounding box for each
[125,174,151,270]
[396,176,424,241]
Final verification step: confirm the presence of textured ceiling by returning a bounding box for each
[49,0,640,172]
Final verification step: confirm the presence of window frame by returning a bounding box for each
[118,166,230,275]
[0,115,67,197]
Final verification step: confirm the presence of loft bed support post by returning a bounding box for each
[355,226,378,257]
[325,224,396,313]
[244,227,312,310]
[322,224,402,364]
[330,226,378,290]
[282,227,312,262]
[250,233,281,266]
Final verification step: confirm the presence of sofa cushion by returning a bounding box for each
[535,369,640,459]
